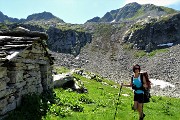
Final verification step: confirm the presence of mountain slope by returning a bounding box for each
[25,11,65,23]
[86,2,178,23]
[0,11,19,23]
[0,11,65,24]
[0,3,179,98]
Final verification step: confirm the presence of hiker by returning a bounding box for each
[121,64,148,120]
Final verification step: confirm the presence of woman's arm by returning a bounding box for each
[121,81,132,87]
[143,76,148,88]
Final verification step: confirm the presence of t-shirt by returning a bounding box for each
[133,75,144,94]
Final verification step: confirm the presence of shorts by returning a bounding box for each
[134,92,144,103]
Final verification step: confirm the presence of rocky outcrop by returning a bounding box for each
[47,27,92,56]
[86,17,100,23]
[122,13,180,52]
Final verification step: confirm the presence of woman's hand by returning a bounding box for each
[143,84,148,89]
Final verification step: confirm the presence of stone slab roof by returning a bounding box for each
[0,28,53,64]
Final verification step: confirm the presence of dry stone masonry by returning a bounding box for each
[0,28,54,116]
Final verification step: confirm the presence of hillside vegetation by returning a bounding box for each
[5,69,180,120]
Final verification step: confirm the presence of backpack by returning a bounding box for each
[131,71,151,103]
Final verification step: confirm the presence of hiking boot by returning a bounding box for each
[131,104,136,111]
[131,106,135,110]
[139,113,145,120]
[143,113,145,118]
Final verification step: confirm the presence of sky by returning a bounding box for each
[0,0,180,24]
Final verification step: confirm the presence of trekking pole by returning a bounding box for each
[114,84,123,120]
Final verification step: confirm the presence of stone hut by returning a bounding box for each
[0,28,54,115]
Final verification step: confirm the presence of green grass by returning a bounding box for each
[133,48,169,58]
[123,43,134,50]
[5,72,180,120]
[55,66,70,74]
[130,23,146,32]
[126,8,144,21]
[133,50,147,58]
[147,49,169,57]
[160,6,177,14]
[0,23,8,30]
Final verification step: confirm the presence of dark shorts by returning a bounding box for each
[134,92,144,103]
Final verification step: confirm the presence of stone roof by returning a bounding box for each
[0,28,53,64]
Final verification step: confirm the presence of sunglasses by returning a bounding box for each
[134,67,140,69]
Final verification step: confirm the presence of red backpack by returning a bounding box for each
[140,71,151,89]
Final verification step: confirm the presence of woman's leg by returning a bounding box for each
[137,103,144,119]
[133,101,138,110]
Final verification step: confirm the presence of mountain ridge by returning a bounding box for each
[0,2,178,24]
[86,2,178,23]
[0,11,65,24]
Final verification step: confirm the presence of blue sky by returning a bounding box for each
[0,0,180,24]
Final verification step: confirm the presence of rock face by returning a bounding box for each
[122,13,180,52]
[47,27,92,56]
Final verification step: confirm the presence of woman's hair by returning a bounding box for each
[133,64,141,73]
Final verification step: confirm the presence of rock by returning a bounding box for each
[47,27,92,56]
[0,67,7,79]
[53,73,74,88]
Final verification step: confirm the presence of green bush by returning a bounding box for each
[79,95,94,104]
[6,90,56,120]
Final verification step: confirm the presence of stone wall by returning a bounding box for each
[0,41,53,116]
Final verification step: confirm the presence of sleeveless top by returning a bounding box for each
[133,75,144,94]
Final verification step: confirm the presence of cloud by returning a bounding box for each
[125,0,180,6]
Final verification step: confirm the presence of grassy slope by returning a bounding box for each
[5,72,180,120]
[43,74,180,120]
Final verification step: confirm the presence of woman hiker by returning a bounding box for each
[121,64,147,120]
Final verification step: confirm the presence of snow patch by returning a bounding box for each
[6,51,19,60]
[157,43,173,47]
[122,94,130,97]
[150,79,175,89]
[111,19,116,23]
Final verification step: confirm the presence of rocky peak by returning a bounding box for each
[115,2,141,21]
[123,2,141,8]
[86,17,100,23]
[26,11,65,23]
